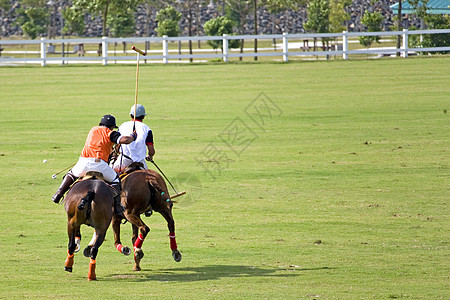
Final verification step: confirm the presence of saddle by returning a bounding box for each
[82,171,106,181]
[72,171,118,198]
[119,162,145,180]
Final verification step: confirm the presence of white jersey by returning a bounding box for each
[118,120,153,162]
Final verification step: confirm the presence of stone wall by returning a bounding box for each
[1,0,419,38]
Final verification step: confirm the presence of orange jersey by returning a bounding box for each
[81,126,118,162]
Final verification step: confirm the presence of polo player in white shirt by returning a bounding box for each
[112,104,155,173]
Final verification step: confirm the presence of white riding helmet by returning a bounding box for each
[130,104,147,117]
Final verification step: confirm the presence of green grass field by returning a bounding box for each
[0,57,449,299]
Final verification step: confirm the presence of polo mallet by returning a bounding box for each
[131,46,146,131]
[148,159,186,199]
[51,162,76,179]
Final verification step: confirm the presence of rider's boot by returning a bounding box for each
[52,173,77,203]
[111,182,125,218]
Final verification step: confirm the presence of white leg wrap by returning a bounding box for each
[88,231,96,246]
[74,237,81,253]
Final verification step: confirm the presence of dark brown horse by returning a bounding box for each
[112,167,182,271]
[64,175,116,281]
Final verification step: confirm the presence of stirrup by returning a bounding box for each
[144,210,153,217]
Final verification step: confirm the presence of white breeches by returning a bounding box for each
[71,157,119,183]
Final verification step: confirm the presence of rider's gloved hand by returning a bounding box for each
[131,131,137,141]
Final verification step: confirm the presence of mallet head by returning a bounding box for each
[131,46,146,56]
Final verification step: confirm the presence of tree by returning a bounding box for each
[0,0,9,12]
[329,0,351,33]
[304,0,329,33]
[420,14,450,54]
[405,0,450,54]
[304,0,329,52]
[252,0,258,60]
[265,0,304,11]
[155,5,181,37]
[358,10,383,49]
[66,0,140,36]
[177,0,197,62]
[16,0,49,39]
[62,6,85,36]
[395,0,402,56]
[226,0,252,60]
[409,0,429,21]
[203,16,240,51]
[139,0,166,36]
[107,9,136,37]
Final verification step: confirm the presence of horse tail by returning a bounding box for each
[147,180,169,203]
[78,190,95,211]
[147,181,155,205]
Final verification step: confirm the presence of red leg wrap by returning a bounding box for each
[65,252,74,268]
[116,244,123,253]
[134,234,144,249]
[169,232,177,250]
[88,259,96,281]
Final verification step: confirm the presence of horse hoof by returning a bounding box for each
[122,246,131,256]
[172,250,182,262]
[134,248,144,260]
[65,266,73,272]
[133,266,141,272]
[83,245,92,258]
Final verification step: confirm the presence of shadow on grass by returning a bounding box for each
[105,265,333,282]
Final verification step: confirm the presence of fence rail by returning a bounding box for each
[0,29,449,66]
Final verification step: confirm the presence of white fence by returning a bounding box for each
[0,29,449,66]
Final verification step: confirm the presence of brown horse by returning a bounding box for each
[112,166,182,271]
[64,176,116,281]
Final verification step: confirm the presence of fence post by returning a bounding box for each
[402,29,408,58]
[102,36,108,65]
[163,35,168,64]
[40,38,46,67]
[342,31,348,60]
[223,34,229,62]
[282,32,288,62]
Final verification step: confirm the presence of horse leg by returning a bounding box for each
[132,224,142,272]
[128,215,150,271]
[112,215,131,255]
[131,223,138,245]
[160,209,182,262]
[83,231,96,257]
[74,229,81,253]
[87,231,106,281]
[65,221,79,272]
